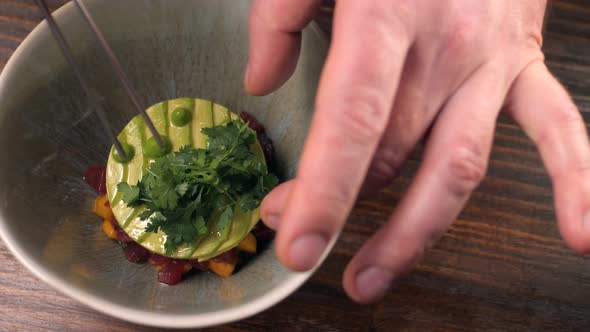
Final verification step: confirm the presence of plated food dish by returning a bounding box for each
[85,98,277,285]
[0,1,327,326]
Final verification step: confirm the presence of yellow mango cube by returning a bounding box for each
[237,233,257,254]
[102,219,118,240]
[209,260,236,278]
[93,195,114,220]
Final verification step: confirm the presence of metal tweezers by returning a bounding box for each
[34,0,163,161]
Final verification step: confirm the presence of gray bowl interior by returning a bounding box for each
[0,0,326,323]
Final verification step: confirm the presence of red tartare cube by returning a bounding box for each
[123,242,150,263]
[157,261,186,285]
[189,259,210,271]
[84,166,107,194]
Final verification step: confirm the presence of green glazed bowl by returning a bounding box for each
[0,0,330,328]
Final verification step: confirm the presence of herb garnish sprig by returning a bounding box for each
[117,119,278,254]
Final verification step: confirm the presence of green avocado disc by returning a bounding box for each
[106,98,263,260]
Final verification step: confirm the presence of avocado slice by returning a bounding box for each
[106,98,264,259]
[122,116,146,187]
[190,209,231,258]
[195,105,265,261]
[106,149,125,203]
[106,115,145,227]
[186,102,232,259]
[197,208,259,261]
[193,99,213,149]
[145,101,168,139]
[212,103,230,125]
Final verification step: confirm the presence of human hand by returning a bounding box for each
[245,0,590,304]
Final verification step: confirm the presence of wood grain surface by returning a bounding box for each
[2,0,590,331]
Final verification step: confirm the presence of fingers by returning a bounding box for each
[260,180,294,230]
[359,43,444,195]
[275,0,415,271]
[507,61,590,254]
[359,46,432,195]
[343,63,509,303]
[245,0,322,96]
[360,21,491,195]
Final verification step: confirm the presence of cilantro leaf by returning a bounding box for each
[217,206,234,230]
[145,212,167,233]
[175,183,189,196]
[116,183,140,206]
[138,209,154,220]
[117,118,278,254]
[193,216,208,236]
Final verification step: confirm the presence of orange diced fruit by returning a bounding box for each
[102,219,118,240]
[237,233,257,253]
[209,260,236,278]
[93,195,114,220]
[183,263,192,273]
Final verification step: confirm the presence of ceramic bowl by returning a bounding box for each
[0,0,330,328]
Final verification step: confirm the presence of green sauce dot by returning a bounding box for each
[113,143,135,163]
[171,108,192,127]
[143,136,172,158]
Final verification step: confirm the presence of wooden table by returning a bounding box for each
[1,1,590,330]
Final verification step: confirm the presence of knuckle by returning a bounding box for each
[572,162,590,179]
[368,146,406,184]
[372,235,424,273]
[250,1,283,32]
[551,102,584,129]
[441,20,481,59]
[332,89,390,147]
[300,176,352,213]
[300,186,351,235]
[386,0,416,33]
[329,181,357,213]
[384,3,414,42]
[443,141,488,197]
[349,0,415,43]
[537,102,584,146]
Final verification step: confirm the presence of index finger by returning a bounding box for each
[245,0,322,96]
[275,0,416,271]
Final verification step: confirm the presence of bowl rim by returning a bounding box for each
[0,1,331,328]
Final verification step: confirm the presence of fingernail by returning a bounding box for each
[583,210,590,231]
[288,234,328,270]
[265,213,280,229]
[355,266,393,302]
